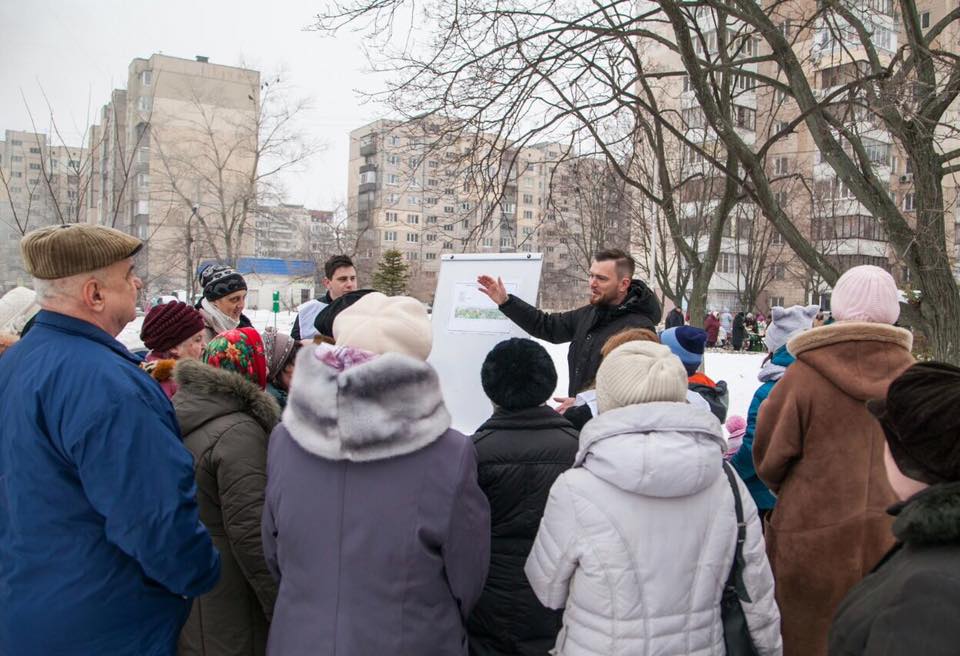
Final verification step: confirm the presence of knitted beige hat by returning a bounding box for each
[596,341,689,413]
[20,224,142,280]
[333,292,432,360]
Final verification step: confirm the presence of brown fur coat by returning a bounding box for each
[754,321,914,656]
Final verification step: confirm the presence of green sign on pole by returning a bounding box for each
[271,290,280,313]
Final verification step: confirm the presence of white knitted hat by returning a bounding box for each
[0,286,40,335]
[596,341,689,413]
[333,292,432,361]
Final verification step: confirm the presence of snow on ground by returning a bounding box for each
[120,309,766,421]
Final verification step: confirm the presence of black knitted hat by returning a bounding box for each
[867,361,960,484]
[199,263,247,301]
[481,337,558,410]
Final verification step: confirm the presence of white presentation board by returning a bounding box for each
[429,252,544,433]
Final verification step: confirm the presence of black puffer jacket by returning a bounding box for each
[468,406,579,656]
[829,482,960,655]
[173,359,281,656]
[498,280,662,395]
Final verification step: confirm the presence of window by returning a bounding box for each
[140,70,153,86]
[427,215,438,224]
[774,120,791,134]
[716,252,737,274]
[770,263,786,280]
[482,238,493,247]
[426,233,437,242]
[778,20,791,38]
[407,213,420,224]
[774,157,790,175]
[443,241,454,249]
[460,201,471,211]
[136,200,149,215]
[771,231,784,245]
[389,135,401,146]
[137,173,150,189]
[734,105,756,130]
[405,252,418,261]
[921,11,930,30]
[682,75,692,92]
[11,155,22,162]
[443,223,454,231]
[682,107,706,129]
[443,205,454,214]
[522,193,534,204]
[138,96,152,112]
[11,171,22,178]
[462,219,470,228]
[426,252,437,260]
[29,147,41,154]
[408,157,418,168]
[386,193,400,204]
[408,196,420,205]
[406,233,419,243]
[387,174,399,186]
[10,139,21,146]
[523,210,533,219]
[903,192,916,211]
[769,296,785,308]
[427,178,438,187]
[29,163,41,170]
[428,160,439,168]
[385,211,398,222]
[500,238,511,248]
[359,170,376,184]
[425,197,437,205]
[383,230,397,241]
[387,155,400,165]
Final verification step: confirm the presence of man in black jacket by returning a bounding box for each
[290,255,357,340]
[469,338,579,656]
[478,248,661,408]
[664,306,685,329]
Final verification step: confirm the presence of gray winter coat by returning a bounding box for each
[262,347,491,655]
[174,359,281,656]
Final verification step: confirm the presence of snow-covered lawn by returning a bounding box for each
[121,309,766,422]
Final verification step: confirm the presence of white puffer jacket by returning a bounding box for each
[525,402,782,656]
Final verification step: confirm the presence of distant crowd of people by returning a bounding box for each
[1,230,958,656]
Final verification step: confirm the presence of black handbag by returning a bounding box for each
[720,462,761,656]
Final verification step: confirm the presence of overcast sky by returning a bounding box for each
[0,0,390,210]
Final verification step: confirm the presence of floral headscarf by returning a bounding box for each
[203,327,268,389]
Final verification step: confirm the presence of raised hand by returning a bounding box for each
[477,275,508,305]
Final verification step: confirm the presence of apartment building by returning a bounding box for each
[346,119,635,308]
[0,130,87,291]
[645,0,960,314]
[88,54,261,296]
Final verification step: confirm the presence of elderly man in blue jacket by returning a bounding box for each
[0,224,220,656]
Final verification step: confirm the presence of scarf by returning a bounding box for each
[201,297,240,335]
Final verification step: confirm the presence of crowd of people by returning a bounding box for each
[0,228,958,656]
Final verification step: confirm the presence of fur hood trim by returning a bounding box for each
[281,346,451,462]
[174,358,281,431]
[893,482,960,546]
[787,321,912,357]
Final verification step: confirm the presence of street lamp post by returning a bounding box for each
[186,204,198,302]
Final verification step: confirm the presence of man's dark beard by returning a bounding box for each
[589,289,620,307]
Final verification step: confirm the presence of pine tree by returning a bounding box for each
[372,248,410,296]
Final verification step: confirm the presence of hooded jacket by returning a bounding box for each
[174,358,281,656]
[525,402,782,656]
[0,311,220,656]
[468,406,580,656]
[143,353,178,398]
[754,322,914,656]
[829,483,960,655]
[498,280,662,396]
[731,345,794,511]
[262,348,491,655]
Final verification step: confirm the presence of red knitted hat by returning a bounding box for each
[140,301,206,353]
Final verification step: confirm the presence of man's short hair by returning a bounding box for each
[324,255,355,280]
[594,248,635,281]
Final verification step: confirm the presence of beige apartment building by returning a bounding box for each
[88,54,261,296]
[646,0,960,314]
[0,130,88,291]
[347,119,636,308]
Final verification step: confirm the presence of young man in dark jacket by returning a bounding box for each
[469,338,579,656]
[290,254,357,340]
[830,362,960,655]
[478,248,661,408]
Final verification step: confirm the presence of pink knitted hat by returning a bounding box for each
[831,265,900,324]
[725,415,747,440]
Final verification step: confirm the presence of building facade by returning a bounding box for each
[88,54,261,297]
[347,119,636,309]
[0,130,88,291]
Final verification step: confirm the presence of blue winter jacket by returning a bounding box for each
[0,311,221,656]
[731,345,795,511]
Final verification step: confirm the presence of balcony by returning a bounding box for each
[358,182,377,194]
[360,142,377,157]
